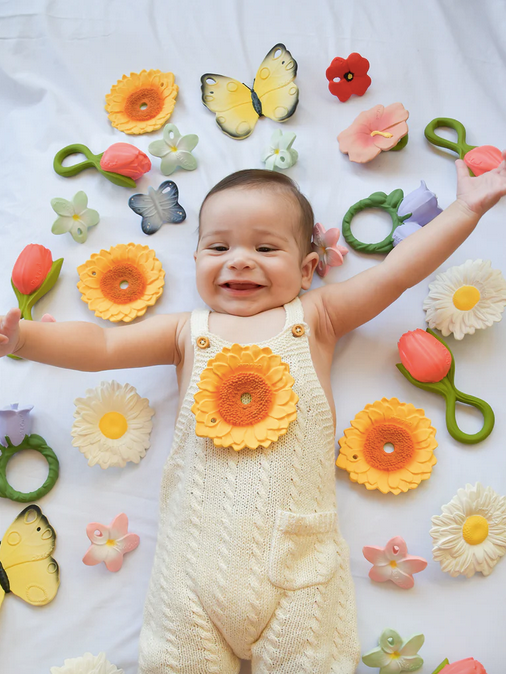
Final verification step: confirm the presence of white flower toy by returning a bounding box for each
[261,129,298,170]
[71,381,155,469]
[430,482,506,578]
[362,628,424,673]
[50,652,123,674]
[148,123,199,176]
[423,259,506,340]
[51,191,99,243]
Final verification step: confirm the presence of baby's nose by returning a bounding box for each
[227,252,256,270]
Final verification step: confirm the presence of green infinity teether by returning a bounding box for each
[397,328,494,445]
[424,118,476,160]
[424,117,504,178]
[342,189,409,254]
[53,143,136,188]
[0,434,60,502]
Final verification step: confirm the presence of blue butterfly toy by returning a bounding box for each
[128,180,186,235]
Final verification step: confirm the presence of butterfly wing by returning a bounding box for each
[253,43,299,122]
[0,505,60,607]
[6,556,60,606]
[200,74,259,140]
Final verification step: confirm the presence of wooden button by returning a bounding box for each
[196,336,210,349]
[292,324,305,337]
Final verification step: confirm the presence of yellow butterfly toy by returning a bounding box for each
[201,43,299,140]
[0,505,60,609]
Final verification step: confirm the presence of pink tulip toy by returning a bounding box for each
[54,142,150,188]
[397,328,494,444]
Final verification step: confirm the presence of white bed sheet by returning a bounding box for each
[0,1,505,672]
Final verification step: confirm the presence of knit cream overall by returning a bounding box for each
[138,298,360,674]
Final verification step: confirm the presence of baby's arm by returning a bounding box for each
[311,155,506,342]
[0,308,187,371]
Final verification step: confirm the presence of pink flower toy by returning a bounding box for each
[397,328,494,444]
[337,103,409,163]
[425,117,503,176]
[83,513,140,572]
[53,142,151,188]
[432,659,487,674]
[363,536,427,589]
[312,223,348,277]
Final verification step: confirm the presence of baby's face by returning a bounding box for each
[195,187,318,316]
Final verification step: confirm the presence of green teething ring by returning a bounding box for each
[53,143,136,188]
[342,189,409,255]
[396,329,495,445]
[0,434,59,502]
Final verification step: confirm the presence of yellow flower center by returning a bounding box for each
[370,130,393,138]
[389,560,397,568]
[106,539,117,547]
[99,412,128,439]
[391,652,401,659]
[72,214,81,220]
[462,515,489,545]
[274,149,280,154]
[452,285,481,311]
[170,145,178,152]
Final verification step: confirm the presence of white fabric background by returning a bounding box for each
[0,1,505,672]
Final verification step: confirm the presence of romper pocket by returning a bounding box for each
[268,510,339,591]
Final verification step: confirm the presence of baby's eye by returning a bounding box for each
[257,246,276,253]
[210,245,228,252]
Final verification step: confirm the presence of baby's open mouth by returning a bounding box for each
[221,282,264,291]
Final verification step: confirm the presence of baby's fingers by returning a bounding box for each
[0,308,21,340]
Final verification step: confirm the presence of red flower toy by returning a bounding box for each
[326,52,371,102]
[11,244,63,321]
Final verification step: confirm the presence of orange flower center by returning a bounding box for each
[217,371,273,426]
[124,87,164,121]
[362,423,415,471]
[99,263,147,304]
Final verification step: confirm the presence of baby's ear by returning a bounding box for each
[301,251,319,289]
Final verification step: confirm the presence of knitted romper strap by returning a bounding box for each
[190,297,306,344]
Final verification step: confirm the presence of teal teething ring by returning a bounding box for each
[53,143,136,188]
[396,329,494,445]
[342,189,409,254]
[0,434,59,502]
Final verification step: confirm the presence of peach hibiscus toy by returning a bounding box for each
[338,103,409,163]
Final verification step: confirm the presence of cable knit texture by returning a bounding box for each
[138,298,360,673]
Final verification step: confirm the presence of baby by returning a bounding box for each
[2,160,506,674]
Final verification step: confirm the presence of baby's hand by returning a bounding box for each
[456,150,506,217]
[0,308,22,356]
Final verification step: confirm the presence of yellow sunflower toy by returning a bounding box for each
[192,344,298,451]
[77,243,165,323]
[105,69,178,135]
[336,397,437,495]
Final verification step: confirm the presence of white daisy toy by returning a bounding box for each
[50,652,123,674]
[71,381,155,469]
[430,482,506,578]
[423,259,506,340]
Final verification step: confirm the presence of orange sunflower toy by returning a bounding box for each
[192,344,298,451]
[77,243,165,323]
[336,397,437,495]
[105,70,178,135]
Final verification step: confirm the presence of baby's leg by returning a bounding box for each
[138,561,241,674]
[250,543,360,674]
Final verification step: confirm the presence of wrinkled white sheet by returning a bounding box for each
[1,1,505,672]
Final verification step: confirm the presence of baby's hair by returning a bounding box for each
[199,169,315,256]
